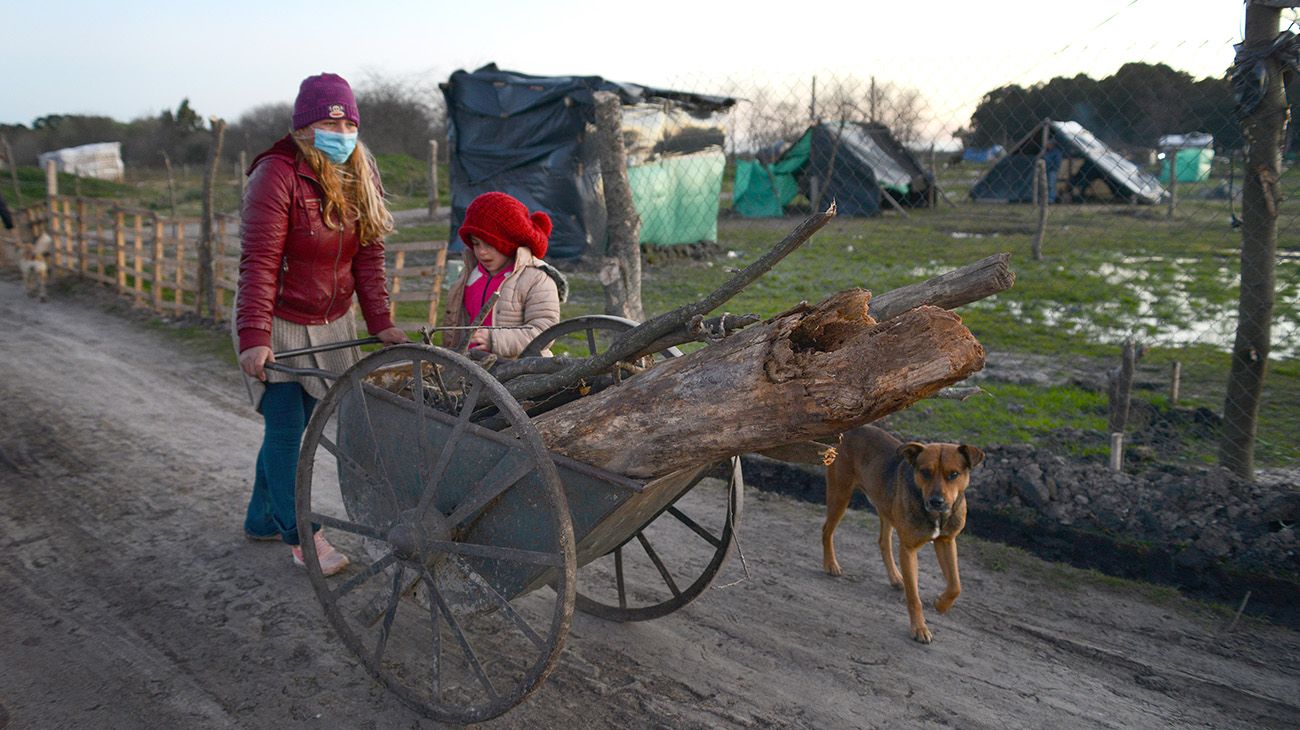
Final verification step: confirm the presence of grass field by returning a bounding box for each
[11,156,1298,469]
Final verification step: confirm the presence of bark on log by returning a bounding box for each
[531,290,985,479]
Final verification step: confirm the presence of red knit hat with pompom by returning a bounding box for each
[458,192,552,259]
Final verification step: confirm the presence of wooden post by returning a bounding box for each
[162,152,178,219]
[1222,3,1284,479]
[198,117,226,318]
[592,90,645,322]
[174,221,186,313]
[76,197,87,275]
[1107,338,1140,435]
[115,209,127,291]
[1166,147,1178,219]
[1031,158,1048,260]
[390,249,405,321]
[1170,361,1182,406]
[152,213,165,311]
[133,214,145,305]
[95,202,105,282]
[45,159,58,197]
[427,244,447,327]
[1109,432,1124,471]
[238,151,248,204]
[428,140,439,219]
[927,144,937,209]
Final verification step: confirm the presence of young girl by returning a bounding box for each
[235,72,407,576]
[443,192,567,357]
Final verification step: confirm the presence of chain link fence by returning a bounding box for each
[438,13,1296,473]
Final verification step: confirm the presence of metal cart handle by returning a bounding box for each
[263,336,383,381]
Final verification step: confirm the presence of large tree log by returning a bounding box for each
[530,290,985,479]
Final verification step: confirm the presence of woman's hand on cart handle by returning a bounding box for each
[376,327,409,345]
[239,346,274,382]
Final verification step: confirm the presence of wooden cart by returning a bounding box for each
[283,316,745,724]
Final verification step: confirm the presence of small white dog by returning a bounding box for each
[19,232,51,301]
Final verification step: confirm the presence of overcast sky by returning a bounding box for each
[3,0,1250,135]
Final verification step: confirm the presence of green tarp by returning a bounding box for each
[629,150,726,245]
[731,132,810,218]
[1159,148,1214,183]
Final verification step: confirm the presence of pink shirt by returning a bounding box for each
[463,261,514,335]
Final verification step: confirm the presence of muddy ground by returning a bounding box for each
[1,275,1298,729]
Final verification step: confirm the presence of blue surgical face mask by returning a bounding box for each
[313,128,358,164]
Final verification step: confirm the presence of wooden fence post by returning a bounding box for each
[133,214,145,306]
[1031,158,1048,260]
[428,139,439,219]
[162,152,178,219]
[1170,361,1181,406]
[76,197,87,275]
[114,209,126,292]
[238,151,248,204]
[152,213,165,312]
[1107,338,1141,473]
[198,117,226,318]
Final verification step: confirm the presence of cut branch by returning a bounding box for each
[504,205,837,402]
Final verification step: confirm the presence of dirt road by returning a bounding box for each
[1,276,1297,729]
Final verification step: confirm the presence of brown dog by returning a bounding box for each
[822,425,984,643]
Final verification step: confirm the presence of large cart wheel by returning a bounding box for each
[521,314,683,359]
[576,457,744,622]
[524,316,744,622]
[295,344,576,724]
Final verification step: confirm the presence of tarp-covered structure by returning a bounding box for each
[1157,132,1214,183]
[442,63,735,259]
[969,119,1165,204]
[37,142,124,182]
[733,121,937,218]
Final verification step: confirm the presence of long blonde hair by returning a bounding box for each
[291,130,394,244]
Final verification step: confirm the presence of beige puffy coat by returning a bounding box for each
[442,246,565,358]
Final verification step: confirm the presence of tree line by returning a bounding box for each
[960,62,1244,152]
[0,73,447,172]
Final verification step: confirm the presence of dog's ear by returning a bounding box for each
[959,444,985,469]
[898,442,925,465]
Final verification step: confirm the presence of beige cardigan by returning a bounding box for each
[442,247,564,358]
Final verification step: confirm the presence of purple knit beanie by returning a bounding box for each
[292,73,360,130]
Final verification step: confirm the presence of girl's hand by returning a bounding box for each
[468,328,491,352]
[239,346,274,381]
[376,327,409,345]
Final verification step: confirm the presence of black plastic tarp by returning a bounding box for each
[442,63,735,259]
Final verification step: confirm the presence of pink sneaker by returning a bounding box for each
[292,531,351,576]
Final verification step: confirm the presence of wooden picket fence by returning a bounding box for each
[5,195,447,332]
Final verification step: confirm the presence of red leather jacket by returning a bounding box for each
[236,136,395,352]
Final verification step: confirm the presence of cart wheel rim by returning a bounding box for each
[295,344,575,723]
[575,456,744,622]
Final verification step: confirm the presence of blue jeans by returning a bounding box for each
[244,382,317,546]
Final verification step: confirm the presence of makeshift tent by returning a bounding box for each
[37,142,124,181]
[969,120,1165,204]
[441,64,735,259]
[1157,133,1214,183]
[733,121,936,218]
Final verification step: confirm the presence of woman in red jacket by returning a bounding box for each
[235,72,407,575]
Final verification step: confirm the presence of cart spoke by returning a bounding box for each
[666,505,723,549]
[425,539,565,567]
[305,511,386,540]
[446,455,534,528]
[414,380,483,517]
[329,552,398,603]
[411,357,430,494]
[636,533,681,598]
[423,567,498,701]
[585,328,597,355]
[449,555,546,650]
[373,565,406,668]
[615,548,627,609]
[427,578,440,698]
